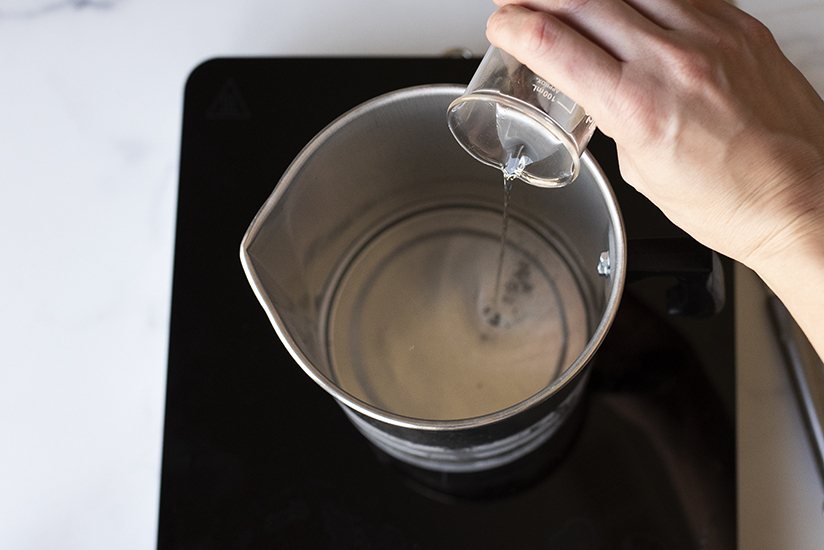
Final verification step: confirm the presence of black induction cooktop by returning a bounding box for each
[157,57,736,549]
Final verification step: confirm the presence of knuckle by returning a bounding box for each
[708,14,775,61]
[748,26,779,58]
[733,11,775,49]
[660,41,717,89]
[703,20,742,57]
[520,11,560,57]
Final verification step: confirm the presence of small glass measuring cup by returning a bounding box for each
[447,46,596,187]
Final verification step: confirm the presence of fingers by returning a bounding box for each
[489,0,667,61]
[485,0,748,138]
[486,4,623,121]
[621,0,702,30]
[624,0,750,38]
[493,0,737,35]
[680,0,742,19]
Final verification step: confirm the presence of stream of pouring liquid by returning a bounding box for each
[484,151,530,327]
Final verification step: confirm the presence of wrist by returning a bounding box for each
[728,127,824,271]
[742,171,824,275]
[747,198,824,359]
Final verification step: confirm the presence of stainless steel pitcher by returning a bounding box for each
[240,85,626,475]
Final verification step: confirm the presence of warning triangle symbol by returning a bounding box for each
[206,78,251,120]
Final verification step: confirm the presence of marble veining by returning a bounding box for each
[0,0,119,19]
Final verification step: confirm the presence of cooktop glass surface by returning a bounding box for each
[157,58,736,550]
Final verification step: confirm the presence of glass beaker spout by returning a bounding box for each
[503,145,532,180]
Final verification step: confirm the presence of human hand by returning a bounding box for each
[486,0,824,356]
[487,0,824,264]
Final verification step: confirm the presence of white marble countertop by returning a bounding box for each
[1,1,823,548]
